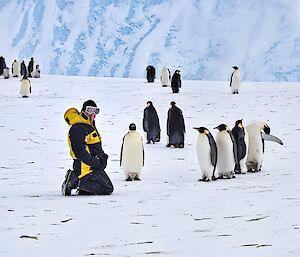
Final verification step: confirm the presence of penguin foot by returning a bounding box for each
[178,144,184,148]
[166,144,171,147]
[134,176,141,181]
[126,177,133,181]
[146,141,151,144]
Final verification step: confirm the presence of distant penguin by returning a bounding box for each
[143,101,160,144]
[28,57,34,77]
[33,65,40,78]
[160,66,171,87]
[166,101,185,148]
[120,123,144,181]
[20,60,27,77]
[20,75,31,97]
[193,127,217,181]
[3,67,10,79]
[0,56,6,75]
[171,70,181,93]
[146,65,155,83]
[245,122,283,172]
[214,124,238,179]
[232,119,249,174]
[230,66,241,94]
[12,60,20,77]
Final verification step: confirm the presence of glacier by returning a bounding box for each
[0,0,300,81]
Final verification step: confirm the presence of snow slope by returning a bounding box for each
[0,75,299,256]
[0,0,300,81]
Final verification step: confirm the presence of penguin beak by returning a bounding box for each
[213,126,218,130]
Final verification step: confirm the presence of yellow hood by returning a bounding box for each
[64,108,91,125]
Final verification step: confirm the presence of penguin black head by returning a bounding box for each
[170,101,176,106]
[232,66,238,70]
[235,119,243,128]
[129,123,136,130]
[263,124,270,134]
[147,101,153,106]
[214,124,228,131]
[193,127,209,134]
[175,70,180,74]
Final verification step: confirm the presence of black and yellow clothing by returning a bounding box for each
[64,108,113,195]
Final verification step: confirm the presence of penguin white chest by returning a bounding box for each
[121,132,143,175]
[196,135,213,173]
[231,70,241,93]
[215,131,235,176]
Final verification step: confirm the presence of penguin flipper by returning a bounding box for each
[208,132,217,167]
[229,131,239,165]
[261,134,283,145]
[120,141,124,166]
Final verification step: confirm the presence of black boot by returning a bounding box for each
[62,169,79,196]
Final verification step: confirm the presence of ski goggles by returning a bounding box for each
[85,106,100,115]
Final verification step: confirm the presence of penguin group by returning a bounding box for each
[146,65,182,93]
[120,101,186,181]
[0,56,41,98]
[194,120,283,182]
[147,64,241,95]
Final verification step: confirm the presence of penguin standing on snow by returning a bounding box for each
[193,127,217,181]
[143,101,160,144]
[230,66,241,94]
[120,123,144,181]
[3,67,10,79]
[12,60,20,77]
[232,119,249,174]
[33,64,41,78]
[146,65,155,83]
[246,122,283,172]
[20,60,27,77]
[28,57,34,77]
[214,124,238,179]
[171,70,181,93]
[0,56,6,75]
[160,66,171,87]
[20,75,31,97]
[166,101,185,148]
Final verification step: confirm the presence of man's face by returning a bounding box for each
[84,106,100,122]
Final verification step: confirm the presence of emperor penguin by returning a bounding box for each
[166,101,185,148]
[3,67,10,79]
[146,65,155,82]
[171,70,181,93]
[246,122,283,172]
[214,124,238,179]
[12,60,20,77]
[33,65,40,78]
[230,66,241,94]
[160,66,171,87]
[193,127,217,181]
[232,119,249,174]
[120,123,144,181]
[20,75,31,97]
[143,101,160,144]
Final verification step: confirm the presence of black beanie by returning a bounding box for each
[82,100,97,112]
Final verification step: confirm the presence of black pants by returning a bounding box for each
[78,169,114,195]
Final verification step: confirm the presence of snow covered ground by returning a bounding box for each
[0,75,299,257]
